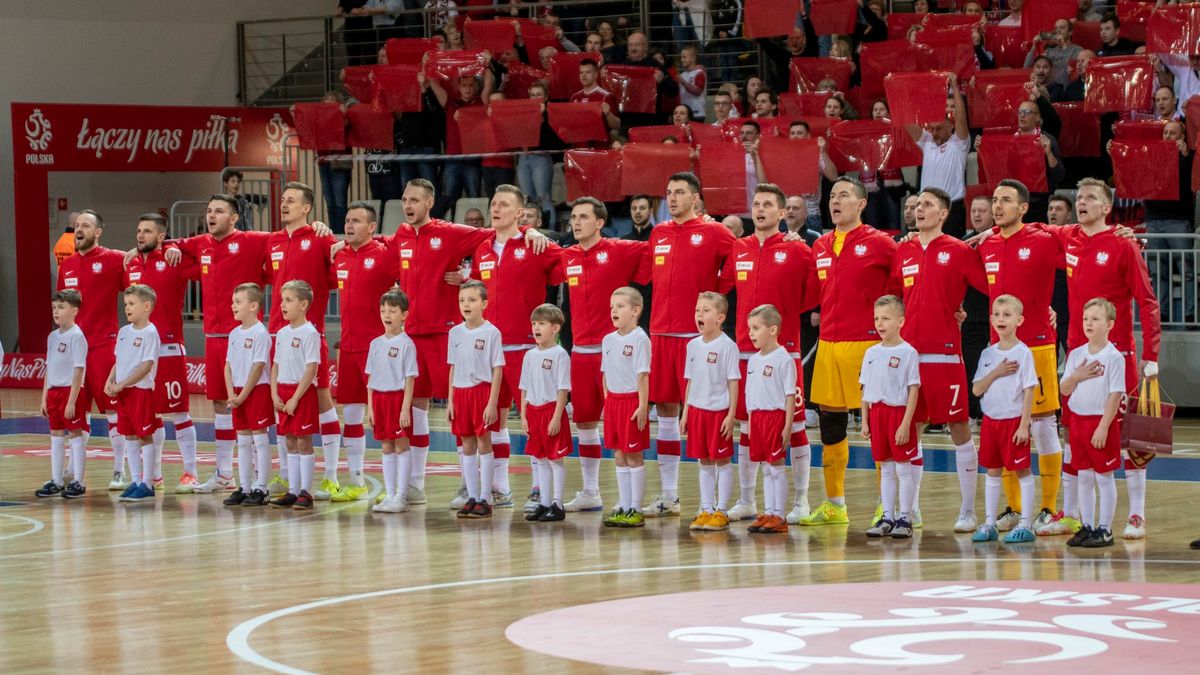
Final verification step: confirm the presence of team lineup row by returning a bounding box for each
[36,171,1162,542]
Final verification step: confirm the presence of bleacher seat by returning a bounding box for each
[452,197,490,225]
[380,199,405,235]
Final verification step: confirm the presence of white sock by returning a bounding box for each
[538,459,553,507]
[253,434,271,490]
[911,459,923,513]
[410,407,430,489]
[140,444,154,485]
[898,462,916,520]
[530,456,541,491]
[342,404,366,486]
[616,466,631,510]
[1062,471,1078,518]
[762,464,776,515]
[1019,473,1036,528]
[774,463,789,515]
[214,413,234,476]
[880,461,898,521]
[1031,415,1063,456]
[173,414,198,475]
[630,465,646,510]
[395,451,412,497]
[954,440,978,513]
[277,440,289,477]
[1097,471,1117,531]
[737,425,758,503]
[1125,467,1147,518]
[579,427,601,494]
[790,442,811,504]
[50,436,66,484]
[236,436,254,489]
[462,454,480,499]
[107,414,126,477]
[657,415,681,500]
[69,436,86,484]
[491,429,511,493]
[287,453,301,494]
[125,437,142,484]
[152,426,166,479]
[985,474,1001,526]
[699,464,716,512]
[300,453,316,492]
[1078,469,1097,528]
[319,408,341,481]
[479,452,495,500]
[550,460,565,504]
[382,453,397,497]
[716,462,734,512]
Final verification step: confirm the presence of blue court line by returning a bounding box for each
[4,416,1198,483]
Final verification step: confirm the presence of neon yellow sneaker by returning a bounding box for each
[332,483,368,502]
[314,477,340,501]
[871,501,884,527]
[267,475,289,496]
[798,500,849,526]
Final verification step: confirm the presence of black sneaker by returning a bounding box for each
[1190,537,1200,550]
[1067,524,1094,547]
[293,490,314,510]
[470,499,493,518]
[539,503,566,522]
[35,480,63,498]
[223,487,248,506]
[270,492,299,508]
[457,497,478,518]
[526,504,551,521]
[1081,526,1114,548]
[63,481,86,499]
[242,489,268,507]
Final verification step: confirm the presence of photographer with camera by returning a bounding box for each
[1024,18,1082,89]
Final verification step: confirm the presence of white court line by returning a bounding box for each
[225,557,1200,675]
[0,512,45,541]
[0,476,380,560]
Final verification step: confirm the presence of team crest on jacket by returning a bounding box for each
[91,262,103,273]
[430,237,443,250]
[596,251,609,264]
[514,248,527,260]
[1018,247,1031,260]
[228,241,240,254]
[363,257,376,269]
[155,260,167,271]
[937,251,950,265]
[690,233,704,246]
[854,244,867,256]
[773,251,787,264]
[300,239,312,251]
[1096,251,1110,265]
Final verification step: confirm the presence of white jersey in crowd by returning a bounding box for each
[601,327,651,394]
[684,332,741,411]
[519,344,571,406]
[448,320,504,388]
[1063,342,1127,416]
[45,325,88,388]
[745,346,797,412]
[227,322,271,388]
[274,322,320,385]
[366,332,420,392]
[974,341,1038,420]
[114,323,160,389]
[859,341,921,406]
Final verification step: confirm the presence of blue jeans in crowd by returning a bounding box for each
[517,154,555,228]
[397,146,439,189]
[319,162,351,234]
[1146,219,1196,326]
[436,159,482,219]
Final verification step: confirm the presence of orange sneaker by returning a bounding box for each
[747,514,770,533]
[705,511,731,531]
[756,515,790,534]
[689,511,713,530]
[175,472,201,494]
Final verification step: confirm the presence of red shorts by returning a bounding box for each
[570,350,603,423]
[524,402,573,460]
[736,354,804,421]
[867,402,919,462]
[275,383,319,436]
[450,382,501,438]
[979,416,1031,471]
[155,349,189,414]
[1068,413,1122,473]
[205,336,229,401]
[46,386,89,432]
[116,387,157,437]
[649,335,689,404]
[85,346,117,413]
[497,348,528,411]
[336,349,369,404]
[231,384,274,432]
[411,333,449,399]
[749,409,787,463]
[370,389,412,441]
[603,391,649,453]
[914,359,969,424]
[685,406,734,460]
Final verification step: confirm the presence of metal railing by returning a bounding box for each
[1140,233,1200,330]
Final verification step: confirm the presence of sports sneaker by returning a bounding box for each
[911,509,923,529]
[405,486,427,505]
[491,490,514,508]
[866,519,894,538]
[270,493,299,509]
[971,523,999,542]
[727,500,757,521]
[242,489,268,507]
[268,475,289,496]
[120,482,155,503]
[194,472,236,494]
[118,482,139,500]
[1004,526,1036,543]
[175,472,201,494]
[1067,524,1095,547]
[644,495,681,517]
[1032,508,1055,531]
[449,486,470,510]
[996,507,1020,532]
[331,483,369,502]
[1036,511,1082,536]
[603,507,627,527]
[108,472,130,492]
[748,514,770,533]
[621,509,645,528]
[798,500,849,526]
[314,477,340,501]
[1082,526,1114,548]
[891,518,914,539]
[374,494,408,513]
[705,511,731,531]
[469,499,493,519]
[1190,537,1200,550]
[63,481,86,499]
[1123,514,1147,540]
[690,512,713,530]
[457,497,477,518]
[293,490,314,510]
[523,490,542,513]
[152,476,164,491]
[223,488,248,506]
[785,499,811,524]
[538,503,566,522]
[564,490,603,512]
[953,510,978,533]
[757,515,789,534]
[870,501,885,527]
[525,504,551,521]
[35,480,63,498]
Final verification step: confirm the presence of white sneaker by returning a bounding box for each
[192,472,236,494]
[449,485,469,510]
[804,408,819,428]
[108,472,130,491]
[996,508,1020,532]
[564,490,603,512]
[374,494,407,513]
[643,494,681,518]
[1123,514,1146,540]
[953,510,978,533]
[523,490,542,514]
[727,500,758,521]
[785,499,811,524]
[404,486,427,505]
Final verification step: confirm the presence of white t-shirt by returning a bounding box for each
[601,327,651,394]
[447,321,504,388]
[918,130,969,202]
[519,344,571,406]
[366,332,420,392]
[114,323,160,390]
[1063,342,1127,416]
[745,346,797,412]
[274,322,321,385]
[685,332,741,411]
[859,341,921,406]
[227,322,271,388]
[46,325,88,388]
[974,341,1038,420]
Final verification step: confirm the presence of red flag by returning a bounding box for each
[1147,5,1200,55]
[488,99,542,149]
[455,106,500,154]
[342,65,375,104]
[743,0,803,39]
[687,123,729,147]
[1111,140,1180,200]
[826,120,922,173]
[547,102,609,143]
[628,125,691,144]
[977,134,1048,192]
[780,115,835,139]
[967,77,1029,129]
[502,62,548,99]
[759,136,821,196]
[984,25,1030,68]
[422,50,489,81]
[860,40,933,97]
[292,102,345,151]
[372,65,423,112]
[564,150,623,201]
[778,92,833,117]
[385,38,440,66]
[965,183,996,210]
[789,57,853,94]
[720,117,745,142]
[1052,102,1100,157]
[924,14,982,31]
[1084,55,1154,113]
[1073,21,1103,51]
[1187,95,1200,150]
[346,104,394,149]
[1117,0,1156,42]
[1113,120,1168,141]
[620,143,692,196]
[549,52,603,100]
[463,20,517,56]
[515,19,560,62]
[887,13,926,40]
[1022,0,1076,41]
[884,71,950,126]
[809,0,857,36]
[605,64,659,114]
[699,142,750,216]
[915,34,975,82]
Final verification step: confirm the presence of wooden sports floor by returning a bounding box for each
[3,388,1200,673]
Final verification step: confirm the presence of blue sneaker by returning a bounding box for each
[1003,525,1036,544]
[118,482,139,500]
[971,524,999,542]
[121,483,155,503]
